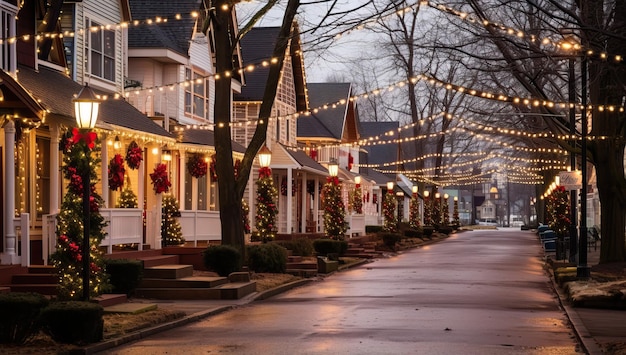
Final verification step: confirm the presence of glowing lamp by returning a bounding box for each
[258,145,272,168]
[73,84,100,129]
[328,158,339,177]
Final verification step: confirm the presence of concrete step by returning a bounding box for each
[12,273,58,284]
[0,287,10,293]
[94,294,128,307]
[143,264,193,279]
[139,276,228,289]
[138,255,180,268]
[286,262,317,270]
[8,284,57,295]
[211,281,257,300]
[287,255,303,262]
[135,287,221,300]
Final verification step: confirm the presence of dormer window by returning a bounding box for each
[86,18,115,82]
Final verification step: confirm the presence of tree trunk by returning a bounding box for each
[211,0,300,254]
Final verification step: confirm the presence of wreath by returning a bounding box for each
[281,177,297,196]
[187,154,208,178]
[150,163,171,194]
[108,154,126,191]
[125,141,143,170]
[209,155,218,181]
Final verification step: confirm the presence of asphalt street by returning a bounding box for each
[105,229,582,354]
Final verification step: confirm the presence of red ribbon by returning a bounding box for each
[72,128,97,150]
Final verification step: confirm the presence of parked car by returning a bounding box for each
[477,218,498,226]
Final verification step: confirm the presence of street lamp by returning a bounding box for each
[328,158,339,178]
[73,84,100,301]
[258,145,272,168]
[396,191,404,230]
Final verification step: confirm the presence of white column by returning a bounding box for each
[179,151,186,206]
[3,120,18,264]
[101,137,109,207]
[287,168,293,233]
[137,146,145,211]
[301,172,307,233]
[314,177,320,233]
[49,124,60,214]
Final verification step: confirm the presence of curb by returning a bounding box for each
[81,305,234,355]
[252,278,315,301]
[547,266,603,355]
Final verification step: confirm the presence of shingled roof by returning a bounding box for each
[128,0,206,57]
[16,65,172,138]
[297,82,353,141]
[180,129,246,153]
[235,26,307,111]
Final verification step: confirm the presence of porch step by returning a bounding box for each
[134,281,256,300]
[286,262,318,270]
[94,293,128,307]
[139,276,228,289]
[0,287,10,293]
[143,264,193,279]
[28,265,56,274]
[11,273,58,284]
[8,284,57,295]
[138,255,180,268]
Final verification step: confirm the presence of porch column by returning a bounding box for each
[179,151,186,205]
[3,120,18,264]
[137,145,145,213]
[314,177,320,233]
[301,172,307,233]
[101,138,109,207]
[49,124,60,214]
[287,168,293,233]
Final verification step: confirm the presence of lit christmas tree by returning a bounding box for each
[409,192,420,229]
[423,192,432,226]
[453,197,460,228]
[322,176,347,240]
[255,166,278,242]
[442,195,450,227]
[383,191,397,232]
[51,128,110,300]
[162,194,184,246]
[352,184,363,214]
[116,177,138,208]
[547,185,570,237]
[432,193,442,228]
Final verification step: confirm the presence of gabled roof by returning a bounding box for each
[234,25,307,111]
[180,129,246,154]
[16,65,173,138]
[297,82,359,142]
[128,0,206,57]
[278,144,328,175]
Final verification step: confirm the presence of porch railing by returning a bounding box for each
[16,213,30,266]
[348,214,366,237]
[179,210,222,246]
[100,208,144,254]
[42,213,58,265]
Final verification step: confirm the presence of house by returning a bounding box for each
[0,0,194,266]
[233,25,331,236]
[125,0,246,244]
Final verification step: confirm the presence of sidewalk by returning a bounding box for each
[549,240,626,355]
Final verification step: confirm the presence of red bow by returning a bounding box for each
[72,128,97,150]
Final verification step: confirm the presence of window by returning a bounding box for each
[0,3,16,72]
[185,69,210,119]
[86,18,115,81]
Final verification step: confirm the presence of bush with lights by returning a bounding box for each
[161,194,184,246]
[322,176,347,240]
[51,128,110,300]
[254,166,278,242]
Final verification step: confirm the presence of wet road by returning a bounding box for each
[108,229,582,354]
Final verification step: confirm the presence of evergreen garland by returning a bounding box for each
[255,167,278,242]
[432,194,442,228]
[409,194,420,229]
[322,176,347,240]
[51,128,110,300]
[383,192,397,232]
[352,185,363,214]
[423,195,432,226]
[161,194,184,246]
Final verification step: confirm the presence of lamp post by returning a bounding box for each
[73,84,100,301]
[568,56,578,263]
[353,175,363,214]
[578,54,590,278]
[442,193,450,227]
[423,190,431,225]
[256,145,276,242]
[324,158,345,239]
[396,190,404,231]
[384,181,397,232]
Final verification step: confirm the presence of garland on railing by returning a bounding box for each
[187,154,208,178]
[150,163,171,194]
[108,154,126,191]
[125,141,143,170]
